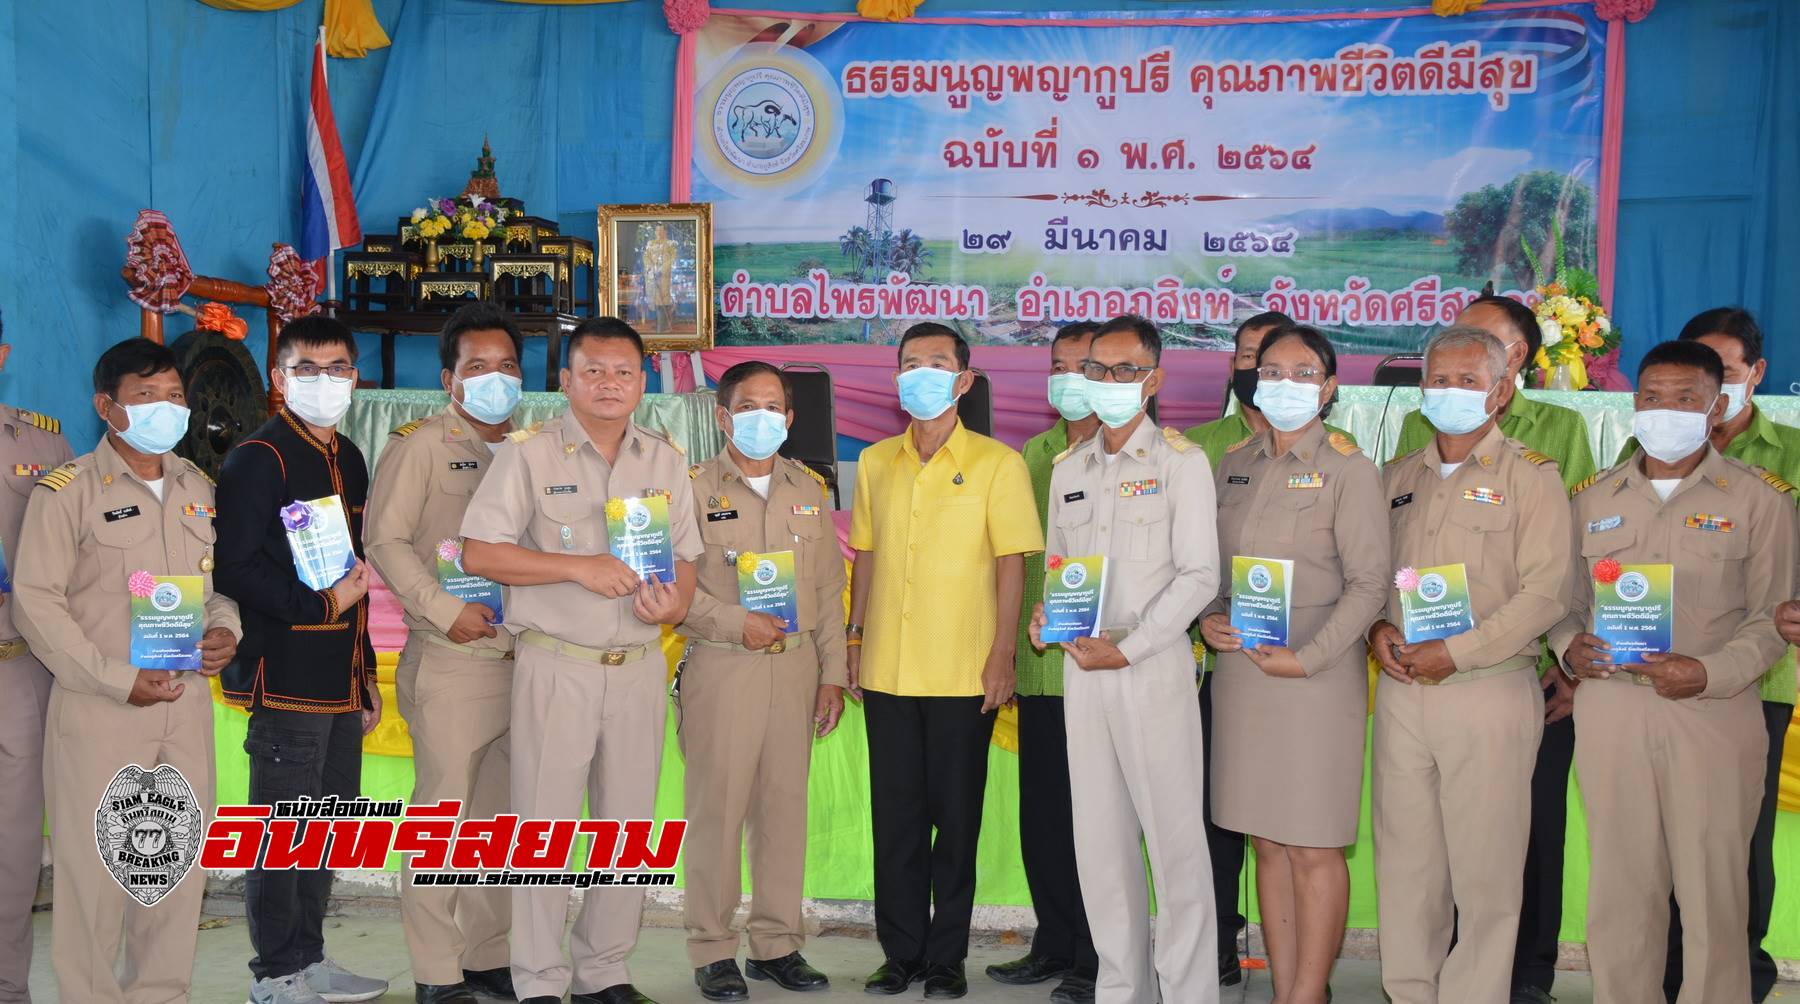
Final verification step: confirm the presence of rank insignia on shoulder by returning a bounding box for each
[35,462,80,492]
[12,464,46,477]
[1225,434,1256,454]
[16,409,59,435]
[792,504,822,516]
[1462,487,1505,505]
[689,464,704,480]
[1570,473,1599,497]
[183,504,217,519]
[795,462,828,490]
[1119,478,1159,497]
[1684,513,1733,532]
[1328,431,1359,457]
[1520,449,1554,466]
[181,458,215,486]
[391,420,425,439]
[507,422,543,443]
[1587,515,1622,533]
[1757,469,1796,495]
[1162,427,1196,453]
[1286,472,1324,489]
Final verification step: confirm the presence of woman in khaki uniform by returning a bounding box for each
[1199,325,1389,1004]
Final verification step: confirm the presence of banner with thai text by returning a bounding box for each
[681,3,1611,353]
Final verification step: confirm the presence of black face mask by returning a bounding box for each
[1232,367,1260,411]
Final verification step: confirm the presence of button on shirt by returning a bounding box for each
[1045,421,1218,667]
[1550,448,1797,700]
[1385,425,1572,673]
[459,415,703,650]
[849,420,1042,697]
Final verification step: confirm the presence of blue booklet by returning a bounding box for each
[606,494,675,583]
[282,496,357,591]
[129,574,205,671]
[737,549,798,633]
[1040,555,1107,644]
[1229,556,1292,650]
[436,538,503,622]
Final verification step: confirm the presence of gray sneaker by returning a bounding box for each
[248,973,328,1004]
[301,957,389,1003]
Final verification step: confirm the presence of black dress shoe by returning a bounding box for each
[922,962,968,1000]
[571,985,658,1004]
[746,951,829,991]
[1048,972,1096,1004]
[462,967,516,1000]
[1220,952,1243,987]
[694,960,749,1002]
[863,958,923,995]
[416,985,479,1004]
[984,952,1073,986]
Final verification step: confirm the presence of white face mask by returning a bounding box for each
[284,374,355,428]
[1632,401,1717,464]
[1720,381,1749,422]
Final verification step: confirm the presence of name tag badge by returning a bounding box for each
[1390,493,1414,509]
[1287,472,1324,489]
[1588,515,1622,533]
[544,485,578,496]
[1062,490,1086,503]
[448,461,479,471]
[1685,513,1734,532]
[1462,487,1505,506]
[1226,475,1251,485]
[706,510,739,523]
[1119,479,1159,498]
[183,504,217,519]
[103,505,141,522]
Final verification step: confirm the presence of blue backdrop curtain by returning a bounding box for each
[0,0,1795,449]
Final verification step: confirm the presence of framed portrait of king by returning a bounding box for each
[596,202,714,350]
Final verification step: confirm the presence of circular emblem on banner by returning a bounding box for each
[753,559,780,586]
[1247,564,1273,594]
[1060,562,1088,590]
[625,501,653,533]
[1417,573,1448,604]
[696,44,843,198]
[1615,571,1650,602]
[150,581,183,613]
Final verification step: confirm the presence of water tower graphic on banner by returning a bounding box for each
[838,178,931,284]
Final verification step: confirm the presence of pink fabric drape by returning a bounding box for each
[668,30,697,201]
[1597,15,1627,308]
[699,345,1386,449]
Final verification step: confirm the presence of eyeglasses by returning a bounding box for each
[1080,360,1155,383]
[1257,366,1324,382]
[284,363,357,381]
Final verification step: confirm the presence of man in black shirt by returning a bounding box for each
[216,317,388,1004]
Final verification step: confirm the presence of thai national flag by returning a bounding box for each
[300,26,361,295]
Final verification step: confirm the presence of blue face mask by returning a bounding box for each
[1420,386,1497,436]
[456,371,523,425]
[112,400,191,456]
[1084,378,1146,429]
[1252,379,1322,433]
[1047,372,1092,421]
[897,367,961,421]
[730,408,789,460]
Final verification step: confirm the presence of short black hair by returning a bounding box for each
[1638,338,1725,391]
[94,337,182,398]
[275,315,359,367]
[898,322,970,370]
[1234,310,1292,348]
[715,360,791,410]
[1465,294,1542,361]
[566,317,645,365]
[1051,321,1101,349]
[1678,306,1762,365]
[439,303,524,374]
[1094,314,1162,365]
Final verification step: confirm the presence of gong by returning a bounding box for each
[169,329,264,479]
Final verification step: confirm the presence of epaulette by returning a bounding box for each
[1757,468,1796,496]
[390,419,425,439]
[1162,427,1196,453]
[1224,434,1256,454]
[1328,431,1359,457]
[16,409,59,436]
[1520,448,1555,466]
[35,461,80,492]
[790,458,828,490]
[688,463,704,480]
[1569,472,1599,497]
[1384,448,1423,468]
[641,425,685,458]
[1051,444,1076,464]
[506,421,543,444]
[181,458,215,486]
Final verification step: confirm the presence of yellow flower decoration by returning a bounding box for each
[605,498,627,522]
[1432,0,1487,14]
[737,552,759,575]
[857,0,923,20]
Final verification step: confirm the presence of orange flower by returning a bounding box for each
[196,302,248,341]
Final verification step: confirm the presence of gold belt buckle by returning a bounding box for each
[1418,676,1440,686]
[769,639,786,654]
[0,639,25,661]
[602,649,628,667]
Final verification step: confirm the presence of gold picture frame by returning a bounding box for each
[596,202,714,351]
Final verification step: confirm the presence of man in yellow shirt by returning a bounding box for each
[849,323,1044,1000]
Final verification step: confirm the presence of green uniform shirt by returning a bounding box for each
[1617,404,1800,705]
[1394,392,1598,492]
[1017,418,1075,697]
[1181,411,1355,671]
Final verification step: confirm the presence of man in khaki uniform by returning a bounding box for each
[1367,327,1571,1004]
[1553,339,1797,1004]
[678,361,846,1001]
[1034,316,1220,1004]
[365,305,524,1004]
[14,338,240,1003]
[0,306,72,1004]
[461,318,701,1004]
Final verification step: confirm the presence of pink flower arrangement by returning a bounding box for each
[437,539,461,563]
[1394,567,1421,592]
[128,570,157,598]
[663,0,709,34]
[1595,0,1654,22]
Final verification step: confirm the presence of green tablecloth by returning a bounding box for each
[343,389,724,472]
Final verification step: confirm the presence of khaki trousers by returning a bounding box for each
[1575,679,1765,1004]
[44,678,214,1004]
[0,653,49,1003]
[396,635,513,985]
[508,641,666,1000]
[1373,668,1542,1004]
[1065,646,1218,1004]
[677,642,817,967]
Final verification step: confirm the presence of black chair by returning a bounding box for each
[1371,353,1425,387]
[957,369,994,437]
[778,363,841,509]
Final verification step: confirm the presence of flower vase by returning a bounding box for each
[425,239,440,272]
[472,241,485,268]
[1548,364,1575,391]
